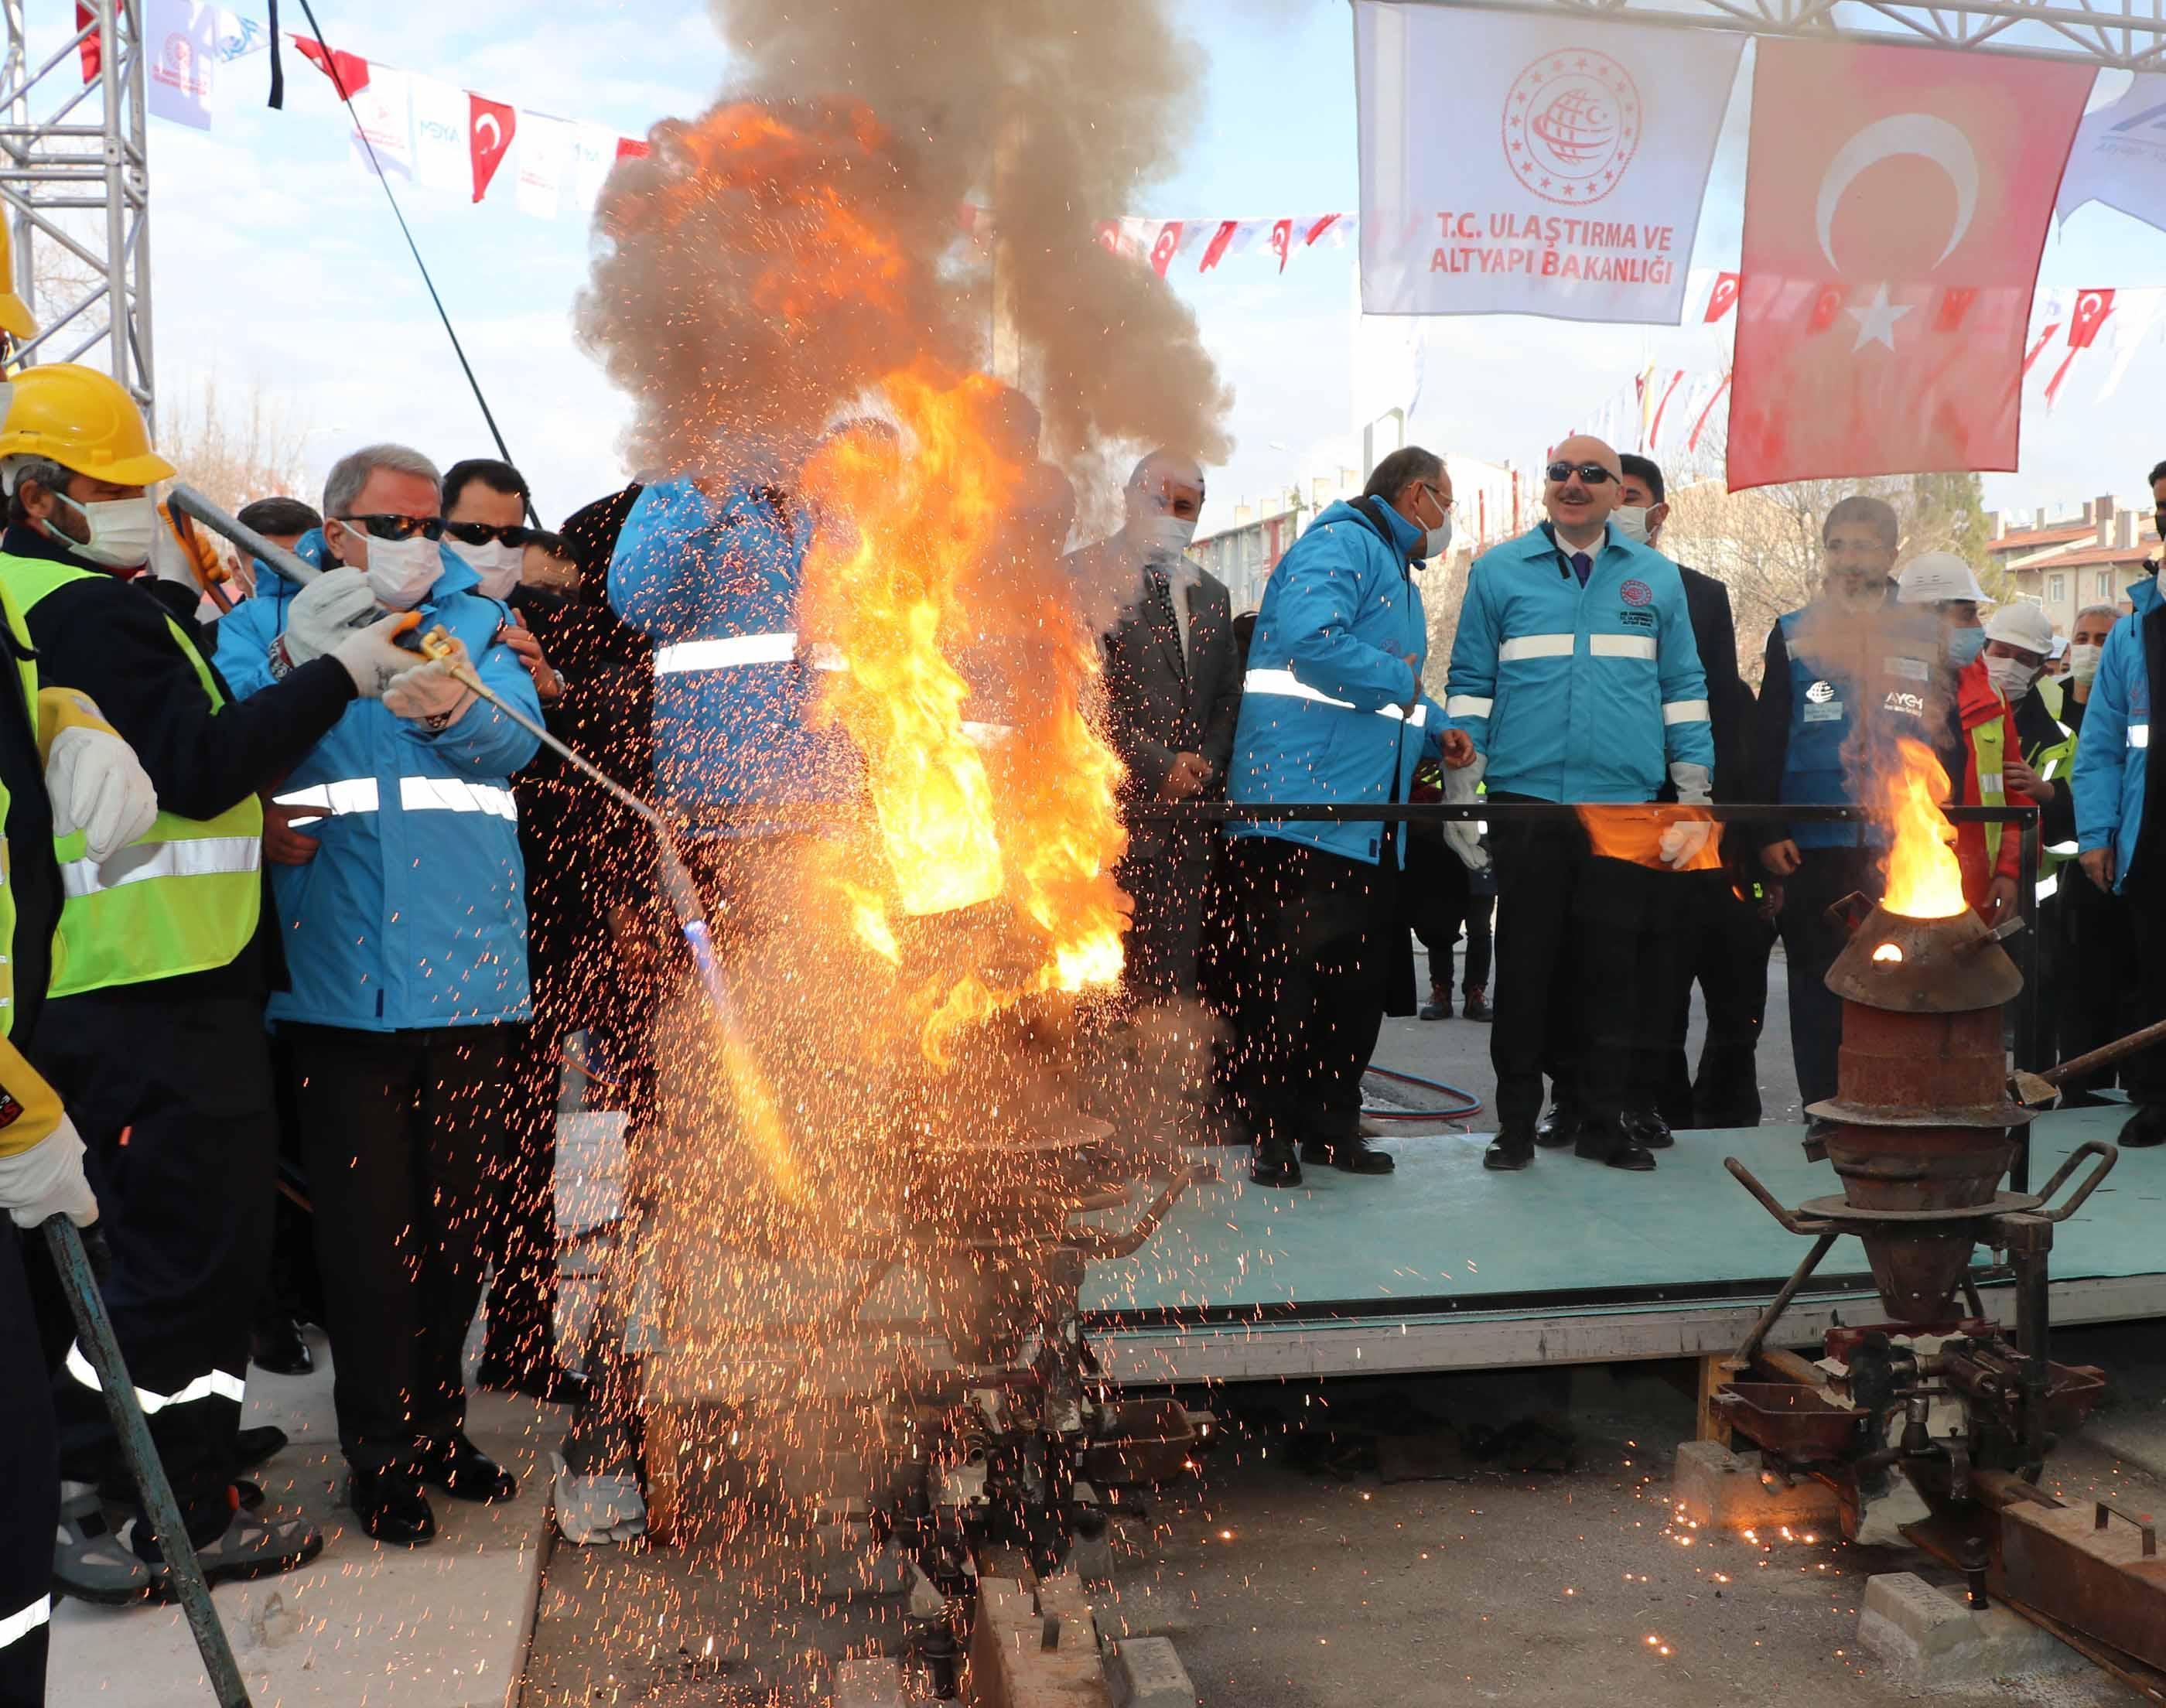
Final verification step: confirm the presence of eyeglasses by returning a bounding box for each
[442,521,535,548]
[1545,461,1616,486]
[1418,483,1456,514]
[338,513,445,542]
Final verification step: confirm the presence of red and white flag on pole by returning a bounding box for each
[1726,40,2093,490]
[469,94,516,203]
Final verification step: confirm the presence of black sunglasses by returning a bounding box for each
[442,521,535,548]
[339,513,446,542]
[1545,461,1616,486]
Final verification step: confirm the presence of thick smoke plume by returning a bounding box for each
[576,0,1233,480]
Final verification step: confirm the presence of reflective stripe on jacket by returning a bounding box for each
[0,552,263,996]
[1443,522,1712,803]
[213,531,541,1031]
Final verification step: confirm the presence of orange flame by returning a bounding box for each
[800,365,1128,1060]
[1871,738,1966,919]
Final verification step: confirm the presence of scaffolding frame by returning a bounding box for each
[0,0,152,423]
[1397,0,2166,69]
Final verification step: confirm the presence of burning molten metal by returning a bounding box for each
[1871,737,1966,920]
[800,367,1128,1061]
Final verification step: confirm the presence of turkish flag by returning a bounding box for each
[1149,220,1184,278]
[292,36,369,99]
[469,95,517,203]
[1703,272,1741,323]
[1727,41,2092,490]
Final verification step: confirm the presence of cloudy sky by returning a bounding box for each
[58,0,2166,538]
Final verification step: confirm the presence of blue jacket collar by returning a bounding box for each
[1317,496,1425,565]
[283,527,480,603]
[2130,567,2161,616]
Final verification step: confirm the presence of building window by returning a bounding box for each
[2048,573,2066,604]
[2099,570,2113,600]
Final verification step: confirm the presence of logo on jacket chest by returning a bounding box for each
[1619,578,1653,606]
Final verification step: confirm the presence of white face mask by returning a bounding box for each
[447,535,522,600]
[1142,511,1197,562]
[1424,513,1454,561]
[2070,640,2103,685]
[339,522,442,610]
[1611,505,1650,545]
[53,490,159,569]
[1984,653,2038,704]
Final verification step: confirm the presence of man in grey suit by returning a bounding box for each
[1074,451,1242,1000]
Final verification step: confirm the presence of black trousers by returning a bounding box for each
[2120,876,2166,1108]
[0,1231,54,1708]
[1659,872,1778,1129]
[284,1023,510,1476]
[2055,869,2135,1098]
[1119,826,1218,1001]
[1230,837,1394,1147]
[26,989,274,1541]
[484,1019,562,1365]
[1402,835,1493,996]
[1774,845,1882,1112]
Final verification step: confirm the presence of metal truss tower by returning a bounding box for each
[0,0,152,423]
[1403,0,2166,69]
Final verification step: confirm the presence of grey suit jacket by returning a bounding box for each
[1098,558,1242,806]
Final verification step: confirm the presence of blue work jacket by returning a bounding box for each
[606,478,856,829]
[1444,522,1712,802]
[214,533,542,1030]
[1227,497,1445,866]
[2073,571,2159,893]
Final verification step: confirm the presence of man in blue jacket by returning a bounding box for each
[1447,436,1713,1174]
[2072,459,2166,1149]
[1226,446,1452,1187]
[215,443,543,1546]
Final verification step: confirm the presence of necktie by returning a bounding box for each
[1570,551,1592,586]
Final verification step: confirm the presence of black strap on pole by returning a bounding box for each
[288,0,539,526]
[265,0,285,108]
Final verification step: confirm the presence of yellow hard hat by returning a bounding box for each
[0,223,33,343]
[0,363,174,485]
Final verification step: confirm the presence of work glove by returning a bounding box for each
[0,1116,97,1228]
[270,566,379,678]
[330,616,425,699]
[46,715,159,863]
[1661,762,1716,869]
[381,641,477,728]
[1442,753,1489,874]
[551,1450,647,1545]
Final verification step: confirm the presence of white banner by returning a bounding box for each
[145,0,222,131]
[516,112,571,219]
[346,63,413,181]
[1354,4,1743,321]
[568,121,617,210]
[2057,71,2165,230]
[408,73,469,197]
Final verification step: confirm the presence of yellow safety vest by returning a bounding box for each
[0,552,263,996]
[0,577,36,1034]
[2028,675,2079,885]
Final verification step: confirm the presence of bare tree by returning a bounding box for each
[157,371,314,514]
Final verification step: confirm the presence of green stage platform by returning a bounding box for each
[1082,1105,2166,1384]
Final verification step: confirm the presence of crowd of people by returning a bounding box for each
[0,336,2154,1708]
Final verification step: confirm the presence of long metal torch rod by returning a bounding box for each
[2034,1014,2166,1088]
[42,1218,252,1707]
[165,483,323,588]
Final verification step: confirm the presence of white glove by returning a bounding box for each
[381,646,477,727]
[1443,753,1489,873]
[330,618,425,699]
[270,567,379,678]
[1669,761,1713,806]
[46,722,159,862]
[148,513,201,588]
[551,1451,647,1545]
[1659,818,1715,869]
[0,1116,97,1228]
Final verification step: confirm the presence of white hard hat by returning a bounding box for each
[1895,551,1988,605]
[2049,634,2070,659]
[1983,600,2054,655]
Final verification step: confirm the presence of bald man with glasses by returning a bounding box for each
[1441,436,1713,1176]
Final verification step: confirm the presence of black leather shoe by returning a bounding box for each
[1331,1133,1396,1175]
[424,1435,519,1504]
[1533,1104,1580,1149]
[1484,1127,1536,1171]
[1417,992,1450,1021]
[251,1316,313,1377]
[234,1426,288,1471]
[476,1353,593,1407]
[1624,1111,1675,1150]
[1461,989,1493,1023]
[2118,1105,2166,1148]
[349,1468,436,1546]
[1576,1121,1657,1172]
[1251,1132,1303,1188]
